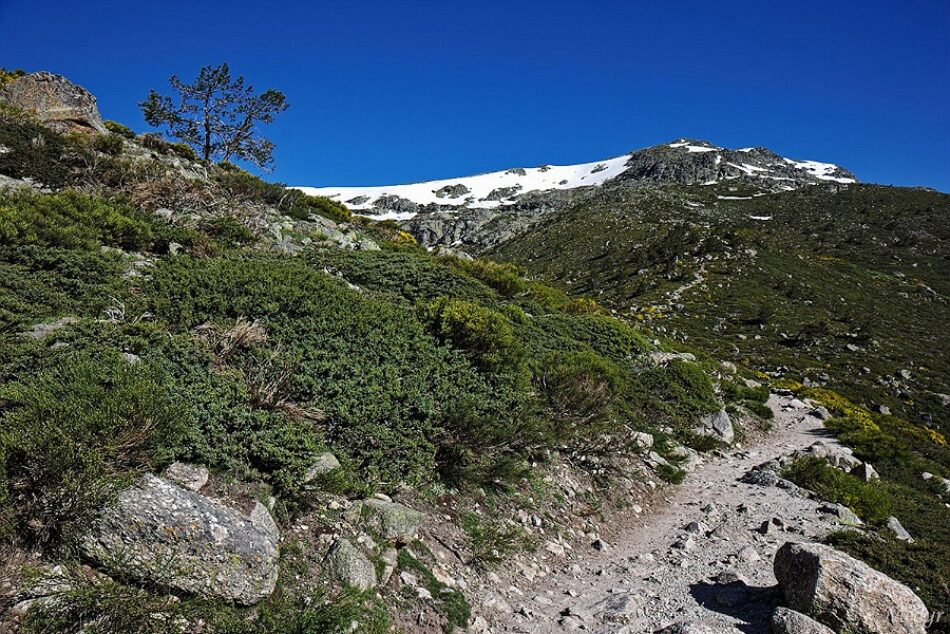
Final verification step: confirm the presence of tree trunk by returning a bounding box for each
[203,96,211,161]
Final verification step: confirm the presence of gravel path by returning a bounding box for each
[484,394,848,634]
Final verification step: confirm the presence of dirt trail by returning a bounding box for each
[483,395,848,634]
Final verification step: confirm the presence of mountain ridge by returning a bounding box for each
[297,138,856,220]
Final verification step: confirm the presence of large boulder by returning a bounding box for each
[774,542,928,633]
[771,607,835,634]
[694,409,735,444]
[0,71,107,134]
[81,474,279,605]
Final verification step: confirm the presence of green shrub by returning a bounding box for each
[0,190,155,251]
[93,133,124,156]
[168,141,197,161]
[449,258,528,296]
[424,297,526,376]
[103,120,135,138]
[783,456,892,523]
[538,350,623,444]
[308,249,496,304]
[200,215,257,247]
[0,68,25,86]
[0,106,89,187]
[212,165,350,222]
[0,246,127,331]
[143,256,502,487]
[0,353,182,547]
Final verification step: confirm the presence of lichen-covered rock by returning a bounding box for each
[774,542,928,634]
[321,538,376,590]
[303,451,341,482]
[797,441,862,472]
[361,498,424,543]
[80,474,279,605]
[771,607,835,634]
[0,71,106,134]
[694,409,735,444]
[162,462,209,491]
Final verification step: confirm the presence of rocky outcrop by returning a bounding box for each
[774,542,928,633]
[80,474,279,605]
[0,71,107,134]
[694,409,735,444]
[771,607,835,634]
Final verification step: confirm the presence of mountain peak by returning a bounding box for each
[297,139,856,220]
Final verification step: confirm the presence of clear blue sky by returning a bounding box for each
[2,0,948,190]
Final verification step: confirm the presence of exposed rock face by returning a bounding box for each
[0,71,107,134]
[774,542,928,634]
[771,607,835,634]
[321,538,377,590]
[433,183,471,199]
[614,140,856,188]
[81,474,279,605]
[361,498,425,543]
[695,409,735,444]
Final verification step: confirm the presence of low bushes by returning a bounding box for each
[782,456,892,524]
[423,297,526,377]
[0,190,155,250]
[212,165,350,223]
[0,353,181,548]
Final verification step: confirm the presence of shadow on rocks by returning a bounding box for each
[688,581,783,634]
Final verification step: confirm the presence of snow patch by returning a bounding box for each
[296,153,633,217]
[784,159,855,183]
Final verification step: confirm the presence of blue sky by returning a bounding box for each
[2,0,948,190]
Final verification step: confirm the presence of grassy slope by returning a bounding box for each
[0,108,748,630]
[491,181,950,615]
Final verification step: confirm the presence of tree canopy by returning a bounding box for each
[140,64,288,168]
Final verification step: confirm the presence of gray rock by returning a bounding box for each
[22,316,78,340]
[250,502,280,541]
[886,516,913,542]
[632,431,655,450]
[321,538,376,590]
[799,441,862,472]
[648,351,697,365]
[818,503,863,526]
[656,619,744,633]
[361,498,424,543]
[770,607,835,634]
[860,463,879,481]
[695,409,735,445]
[162,462,209,491]
[774,541,929,634]
[80,474,279,605]
[0,71,107,134]
[303,452,342,482]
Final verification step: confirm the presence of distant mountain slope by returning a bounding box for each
[489,182,950,435]
[297,139,856,220]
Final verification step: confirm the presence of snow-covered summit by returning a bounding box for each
[296,139,855,219]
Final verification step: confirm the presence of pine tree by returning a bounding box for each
[140,64,288,168]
